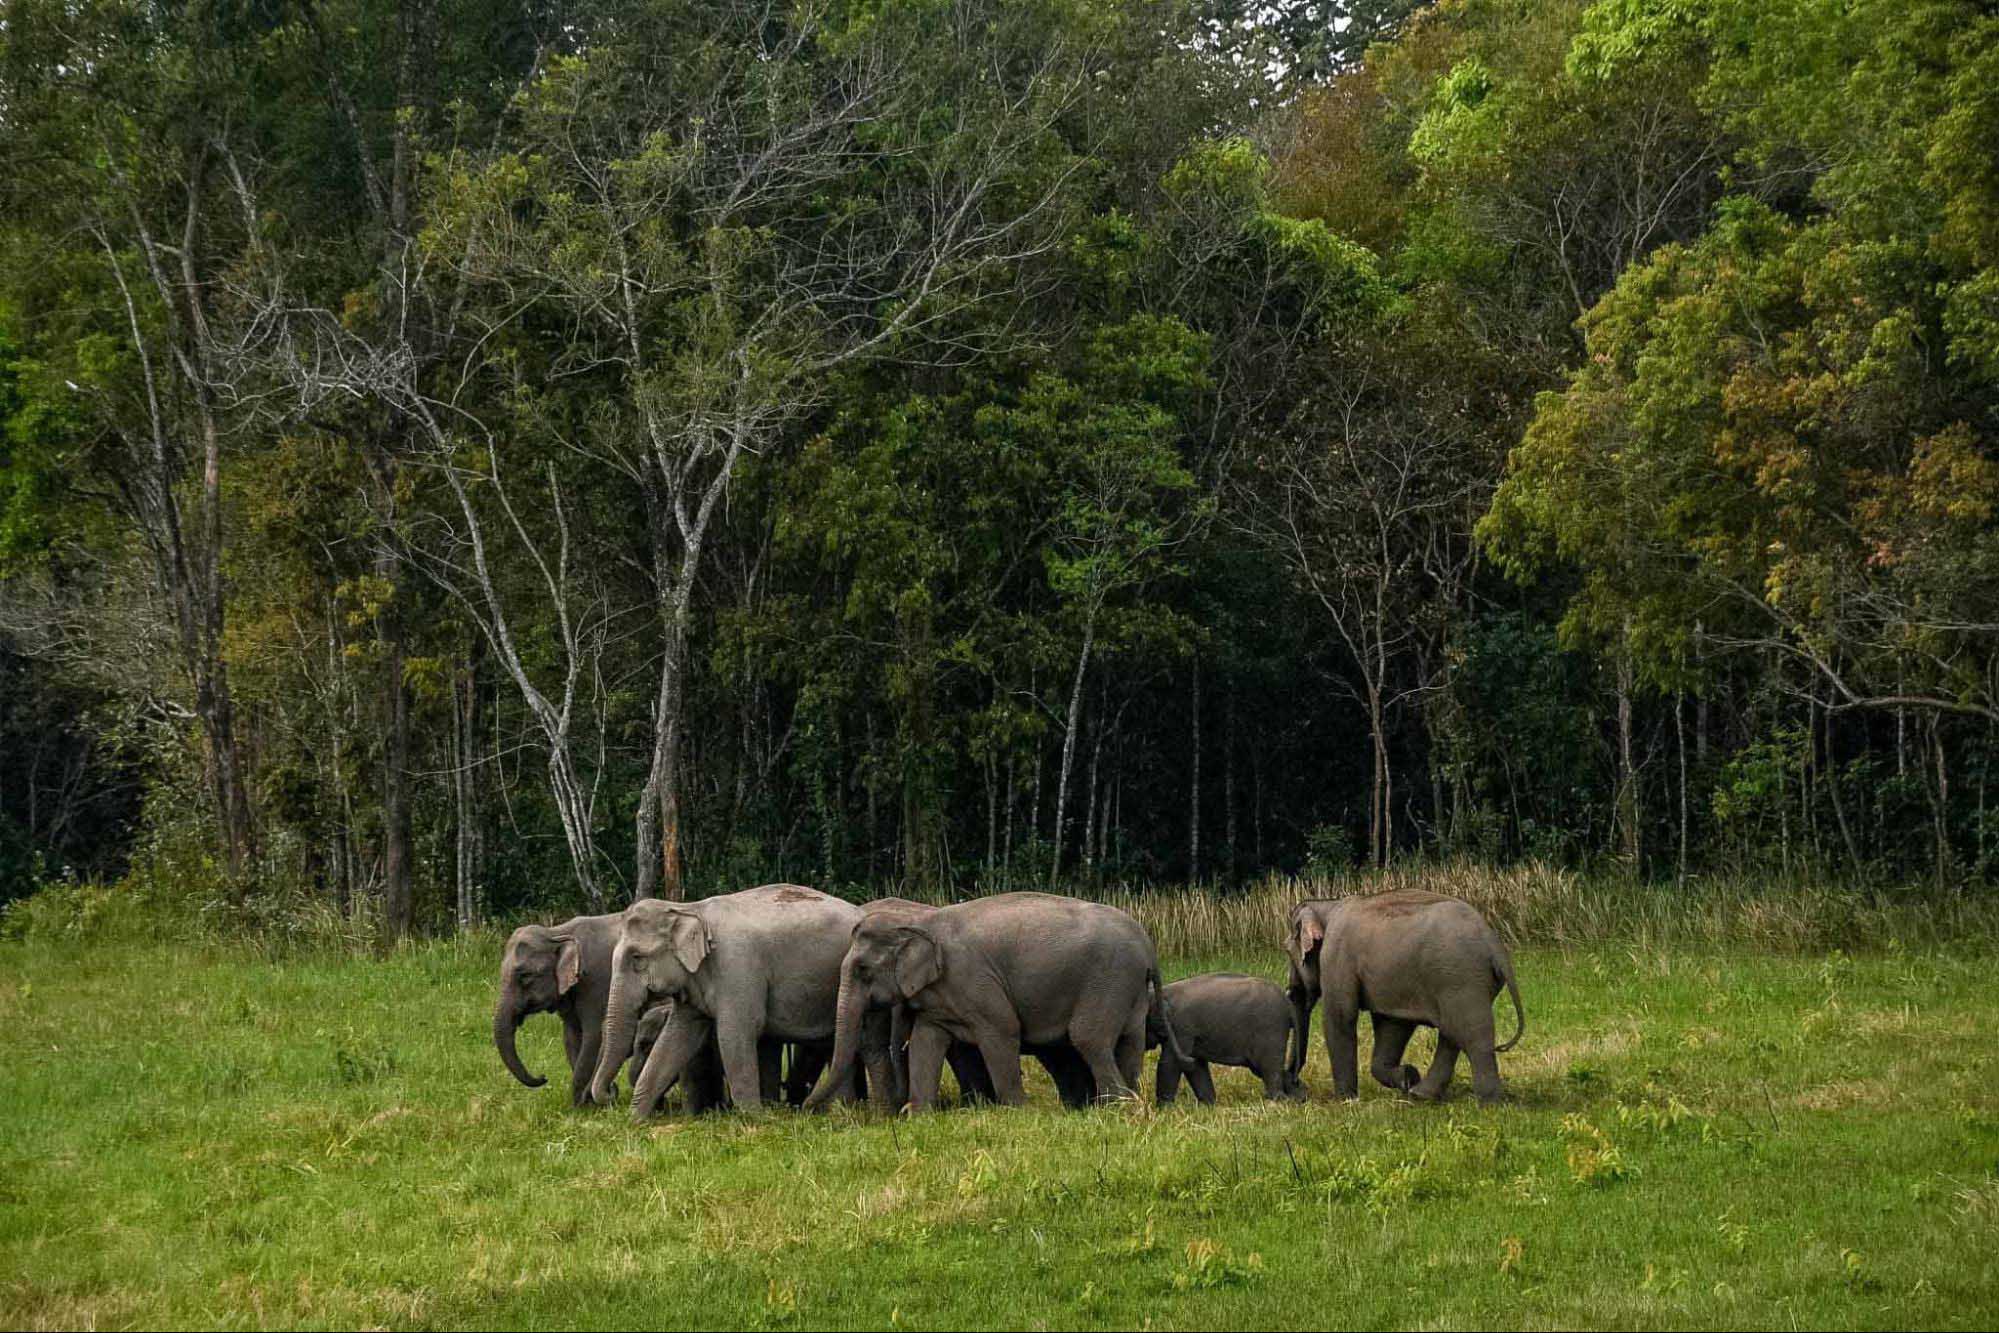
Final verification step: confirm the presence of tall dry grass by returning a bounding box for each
[916,861,1999,958]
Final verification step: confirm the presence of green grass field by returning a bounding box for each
[3,929,1997,1330]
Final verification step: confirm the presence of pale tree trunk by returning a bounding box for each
[635,610,689,901]
[1049,618,1095,887]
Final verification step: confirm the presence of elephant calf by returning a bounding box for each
[1149,973,1304,1105]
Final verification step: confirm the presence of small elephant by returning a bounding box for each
[807,891,1189,1110]
[589,884,890,1116]
[1286,890,1525,1103]
[1148,973,1304,1105]
[493,912,630,1106]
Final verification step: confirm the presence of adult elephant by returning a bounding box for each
[493,912,629,1107]
[1285,890,1525,1103]
[863,898,1097,1109]
[587,884,890,1115]
[806,892,1187,1110]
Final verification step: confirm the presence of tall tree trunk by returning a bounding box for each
[635,614,688,902]
[1676,689,1689,883]
[1049,619,1094,887]
[1615,639,1639,868]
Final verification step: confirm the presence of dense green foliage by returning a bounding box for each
[4,918,1996,1327]
[3,0,1997,922]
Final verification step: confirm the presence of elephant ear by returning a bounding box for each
[554,935,583,995]
[892,928,943,1000]
[1292,913,1324,961]
[667,911,712,974]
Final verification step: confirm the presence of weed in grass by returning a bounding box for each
[1171,1238,1264,1291]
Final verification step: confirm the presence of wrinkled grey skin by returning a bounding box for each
[863,898,1098,1109]
[807,892,1188,1110]
[1147,973,1305,1105]
[588,884,890,1116]
[493,912,630,1106]
[1286,890,1525,1103]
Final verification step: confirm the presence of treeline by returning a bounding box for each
[2,0,1996,930]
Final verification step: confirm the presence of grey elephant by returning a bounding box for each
[1148,972,1304,1105]
[863,897,1098,1109]
[587,884,890,1115]
[493,912,630,1106]
[806,891,1188,1110]
[1286,890,1525,1103]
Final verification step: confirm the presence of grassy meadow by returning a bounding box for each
[3,870,1998,1329]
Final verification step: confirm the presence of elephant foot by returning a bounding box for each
[1408,1083,1447,1103]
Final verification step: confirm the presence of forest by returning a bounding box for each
[4,0,1998,933]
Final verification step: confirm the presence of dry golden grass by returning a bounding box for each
[907,860,1999,957]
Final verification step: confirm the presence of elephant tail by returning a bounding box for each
[1149,968,1194,1071]
[1493,947,1526,1053]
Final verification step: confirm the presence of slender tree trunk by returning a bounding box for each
[1676,690,1688,883]
[1049,618,1095,887]
[1615,640,1639,868]
[1366,683,1389,869]
[636,594,690,901]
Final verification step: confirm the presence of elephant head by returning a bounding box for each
[493,924,584,1088]
[806,917,942,1109]
[588,901,712,1105]
[1283,902,1329,1079]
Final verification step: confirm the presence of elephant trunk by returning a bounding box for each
[589,971,642,1105]
[888,1003,912,1108]
[1286,986,1313,1080]
[493,989,546,1088]
[804,955,866,1110]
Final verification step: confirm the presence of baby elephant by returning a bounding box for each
[1148,973,1305,1105]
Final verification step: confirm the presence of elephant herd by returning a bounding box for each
[492,884,1526,1116]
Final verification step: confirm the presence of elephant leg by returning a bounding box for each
[1187,1060,1218,1106]
[1326,1002,1360,1099]
[572,1026,604,1109]
[1369,1015,1420,1093]
[634,1009,712,1118]
[1114,1024,1145,1093]
[1411,1033,1459,1102]
[1154,1052,1183,1104]
[906,1022,951,1112]
[1036,1044,1096,1109]
[684,1033,728,1113]
[716,1010,767,1111]
[561,1016,586,1106]
[757,1040,784,1104]
[1463,1036,1505,1103]
[946,1044,995,1106]
[1256,1057,1293,1101]
[972,1028,1028,1106]
[1068,995,1142,1102]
